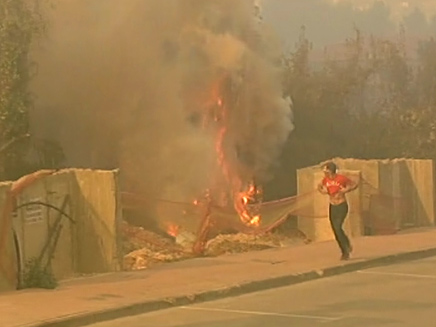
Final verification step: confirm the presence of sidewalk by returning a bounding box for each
[1,228,436,327]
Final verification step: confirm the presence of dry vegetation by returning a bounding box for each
[121,220,308,270]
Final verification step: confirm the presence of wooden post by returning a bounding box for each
[192,192,213,256]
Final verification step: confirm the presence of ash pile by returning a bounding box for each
[122,218,310,271]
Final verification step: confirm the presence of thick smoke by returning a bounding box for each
[31,0,294,203]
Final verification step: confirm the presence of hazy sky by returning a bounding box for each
[260,0,436,50]
[327,0,436,20]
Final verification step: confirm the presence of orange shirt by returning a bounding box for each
[322,174,352,195]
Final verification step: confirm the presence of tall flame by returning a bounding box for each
[199,76,262,227]
[234,183,262,227]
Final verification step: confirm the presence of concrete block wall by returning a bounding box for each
[0,182,16,292]
[403,160,434,227]
[11,169,122,286]
[43,171,75,279]
[335,158,435,229]
[344,171,363,238]
[297,166,362,243]
[297,158,435,241]
[71,169,122,274]
[378,160,402,231]
[14,172,70,280]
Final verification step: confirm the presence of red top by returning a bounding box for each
[322,174,352,195]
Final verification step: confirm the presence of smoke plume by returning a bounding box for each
[31,0,294,204]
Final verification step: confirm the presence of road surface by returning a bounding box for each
[89,257,436,327]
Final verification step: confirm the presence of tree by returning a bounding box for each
[0,0,63,180]
[395,37,436,158]
[270,27,431,198]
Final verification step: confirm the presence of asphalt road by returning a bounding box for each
[89,257,436,327]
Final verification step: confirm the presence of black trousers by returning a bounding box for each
[329,202,351,255]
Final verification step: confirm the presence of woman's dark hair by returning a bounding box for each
[323,161,337,173]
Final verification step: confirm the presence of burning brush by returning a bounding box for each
[187,74,268,255]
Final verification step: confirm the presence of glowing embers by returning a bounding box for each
[166,223,180,238]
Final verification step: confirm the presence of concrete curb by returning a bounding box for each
[32,247,436,327]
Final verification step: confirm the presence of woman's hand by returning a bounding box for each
[318,184,328,195]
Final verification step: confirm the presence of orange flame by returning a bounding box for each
[234,183,261,227]
[199,77,262,227]
[193,76,261,226]
[166,224,180,238]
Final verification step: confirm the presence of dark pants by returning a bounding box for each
[329,202,351,255]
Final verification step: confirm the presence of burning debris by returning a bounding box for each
[33,0,296,264]
[32,0,294,218]
[121,221,194,270]
[121,220,179,254]
[121,219,309,270]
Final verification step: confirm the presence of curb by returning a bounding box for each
[32,247,436,327]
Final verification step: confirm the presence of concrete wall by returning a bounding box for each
[344,171,363,238]
[14,173,62,280]
[71,169,122,274]
[44,171,75,279]
[336,158,435,229]
[0,182,17,292]
[297,158,435,240]
[11,169,122,286]
[403,160,434,227]
[297,167,362,242]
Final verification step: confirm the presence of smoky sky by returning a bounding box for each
[261,0,436,51]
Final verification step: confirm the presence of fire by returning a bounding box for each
[166,224,180,238]
[199,78,263,227]
[234,183,262,227]
[250,215,260,226]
